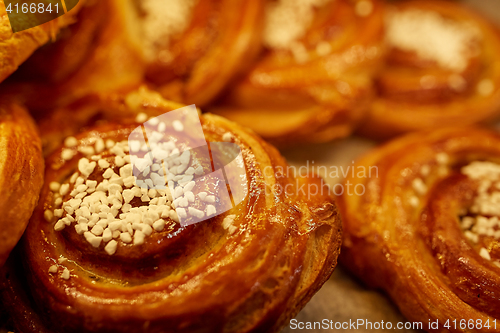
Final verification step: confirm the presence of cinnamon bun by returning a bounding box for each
[339,127,500,331]
[141,0,264,106]
[357,0,500,139]
[211,0,385,146]
[1,89,342,333]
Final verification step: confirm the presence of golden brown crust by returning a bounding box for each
[211,0,385,146]
[0,0,85,83]
[0,99,44,267]
[339,127,500,332]
[1,89,342,333]
[357,0,500,140]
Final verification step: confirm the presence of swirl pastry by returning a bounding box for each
[0,98,44,267]
[339,128,500,331]
[1,89,342,333]
[357,0,500,140]
[211,0,385,146]
[0,0,84,83]
[142,0,264,106]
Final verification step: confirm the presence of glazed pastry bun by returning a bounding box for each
[212,0,385,146]
[358,0,500,139]
[340,128,500,332]
[141,0,265,106]
[0,98,44,267]
[1,88,342,333]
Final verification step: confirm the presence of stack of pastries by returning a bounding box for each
[0,0,500,332]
